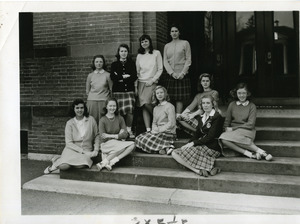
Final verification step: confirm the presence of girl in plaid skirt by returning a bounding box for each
[163,24,192,114]
[177,73,219,136]
[172,95,223,177]
[110,44,138,139]
[135,86,176,155]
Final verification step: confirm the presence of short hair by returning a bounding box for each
[152,85,170,105]
[101,97,119,116]
[69,99,89,118]
[138,34,154,54]
[115,43,131,60]
[197,73,214,92]
[230,82,252,101]
[91,55,107,71]
[199,95,218,111]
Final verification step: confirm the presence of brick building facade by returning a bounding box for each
[20,12,168,157]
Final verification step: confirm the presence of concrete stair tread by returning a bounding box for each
[256,126,300,131]
[22,175,300,214]
[132,152,300,165]
[254,140,300,146]
[256,109,300,118]
[86,166,300,185]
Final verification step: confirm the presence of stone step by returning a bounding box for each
[256,117,300,127]
[118,152,300,176]
[173,139,300,157]
[255,127,300,141]
[60,166,300,198]
[255,140,300,157]
[22,175,300,214]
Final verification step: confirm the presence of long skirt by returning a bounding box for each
[112,91,135,115]
[174,145,220,171]
[135,132,176,153]
[218,128,256,157]
[101,139,135,159]
[166,75,191,101]
[136,82,157,107]
[54,147,93,168]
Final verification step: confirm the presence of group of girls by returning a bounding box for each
[43,24,273,177]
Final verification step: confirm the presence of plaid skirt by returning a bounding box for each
[176,113,199,136]
[166,75,191,101]
[135,132,176,153]
[174,145,220,171]
[112,91,135,115]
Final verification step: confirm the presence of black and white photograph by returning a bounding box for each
[1,1,300,224]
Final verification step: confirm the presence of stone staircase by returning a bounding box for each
[60,108,300,198]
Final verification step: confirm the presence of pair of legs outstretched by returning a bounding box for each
[221,139,272,161]
[96,144,135,171]
[43,156,87,174]
[171,151,221,177]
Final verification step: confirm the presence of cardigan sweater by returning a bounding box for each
[98,115,128,143]
[190,111,223,152]
[163,39,192,75]
[152,101,176,134]
[86,70,112,101]
[136,50,163,83]
[110,59,137,92]
[223,101,257,131]
[65,116,100,153]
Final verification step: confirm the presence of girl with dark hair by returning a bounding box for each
[164,24,192,115]
[110,44,138,138]
[172,95,223,177]
[219,83,273,161]
[177,73,219,135]
[136,34,163,132]
[44,99,100,174]
[135,86,176,155]
[86,55,112,124]
[96,98,135,171]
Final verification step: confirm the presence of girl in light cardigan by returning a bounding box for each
[135,86,176,155]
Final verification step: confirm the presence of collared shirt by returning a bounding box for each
[201,109,216,125]
[236,100,249,106]
[94,69,105,74]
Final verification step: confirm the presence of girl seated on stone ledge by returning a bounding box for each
[219,82,273,161]
[96,98,135,171]
[44,99,100,174]
[135,85,176,155]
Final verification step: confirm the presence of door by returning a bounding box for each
[213,11,299,97]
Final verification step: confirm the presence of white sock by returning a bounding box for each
[243,150,253,158]
[127,127,132,132]
[146,128,151,132]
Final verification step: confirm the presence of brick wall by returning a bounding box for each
[20,11,169,155]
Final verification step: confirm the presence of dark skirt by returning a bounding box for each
[112,91,135,115]
[135,132,176,153]
[166,75,191,101]
[174,145,220,171]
